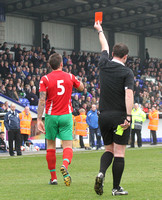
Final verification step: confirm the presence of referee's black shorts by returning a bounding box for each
[98,111,130,145]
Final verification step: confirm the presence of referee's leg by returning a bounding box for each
[94,144,114,195]
[112,143,128,195]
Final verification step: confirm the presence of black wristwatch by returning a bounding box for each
[126,118,131,123]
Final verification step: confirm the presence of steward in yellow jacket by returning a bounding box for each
[148,106,159,145]
[19,106,32,145]
[74,109,88,148]
[130,103,146,148]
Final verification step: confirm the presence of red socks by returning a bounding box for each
[63,148,73,169]
[46,149,57,181]
[46,148,73,180]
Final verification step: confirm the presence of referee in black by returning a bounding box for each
[94,21,134,196]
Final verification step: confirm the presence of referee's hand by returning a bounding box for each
[37,119,45,134]
[94,20,103,32]
[120,117,131,130]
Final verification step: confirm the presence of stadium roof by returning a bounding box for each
[1,0,162,37]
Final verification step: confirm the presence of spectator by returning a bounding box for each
[75,108,88,149]
[148,106,159,145]
[19,106,32,146]
[13,86,19,101]
[0,84,6,94]
[134,81,141,103]
[71,51,78,64]
[4,61,10,78]
[0,103,5,113]
[130,103,146,148]
[0,42,7,51]
[4,103,21,156]
[26,86,38,106]
[24,75,32,85]
[81,88,90,99]
[16,66,23,80]
[43,34,50,52]
[81,95,86,105]
[0,132,7,153]
[86,104,102,150]
[50,47,56,55]
[5,84,16,100]
[4,101,10,112]
[143,103,149,113]
[72,94,80,116]
[145,48,150,60]
[12,73,18,85]
[10,43,18,53]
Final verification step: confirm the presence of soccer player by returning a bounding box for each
[94,21,134,195]
[37,53,84,186]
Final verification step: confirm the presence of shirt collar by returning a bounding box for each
[11,111,15,115]
[112,58,125,66]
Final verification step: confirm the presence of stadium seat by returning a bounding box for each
[19,98,30,106]
[29,105,38,111]
[139,79,143,84]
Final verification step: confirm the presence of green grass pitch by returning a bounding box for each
[0,147,162,200]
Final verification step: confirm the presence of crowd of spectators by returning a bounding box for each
[0,41,161,114]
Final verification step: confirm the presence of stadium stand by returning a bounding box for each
[0,42,161,116]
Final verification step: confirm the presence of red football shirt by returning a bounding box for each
[39,70,80,115]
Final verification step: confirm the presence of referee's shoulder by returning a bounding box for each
[125,66,134,74]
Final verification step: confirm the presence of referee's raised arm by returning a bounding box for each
[94,21,109,53]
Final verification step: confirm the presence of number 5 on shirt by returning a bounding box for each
[57,80,65,95]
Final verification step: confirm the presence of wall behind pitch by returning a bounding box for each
[5,16,34,46]
[80,27,108,52]
[42,22,74,50]
[145,37,162,59]
[115,33,139,57]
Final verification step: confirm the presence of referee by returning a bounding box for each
[94,21,134,196]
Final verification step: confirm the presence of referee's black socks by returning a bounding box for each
[99,151,114,176]
[112,157,125,189]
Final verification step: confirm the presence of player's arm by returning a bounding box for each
[76,81,84,92]
[94,21,109,53]
[72,74,84,92]
[37,91,46,133]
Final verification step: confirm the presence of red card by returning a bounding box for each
[95,12,103,23]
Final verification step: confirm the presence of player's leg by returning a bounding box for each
[60,140,73,186]
[58,114,73,186]
[46,139,57,185]
[45,114,58,185]
[62,140,73,169]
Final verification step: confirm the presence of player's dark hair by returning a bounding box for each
[113,43,129,58]
[49,53,62,70]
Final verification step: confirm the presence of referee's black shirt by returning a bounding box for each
[99,50,134,114]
